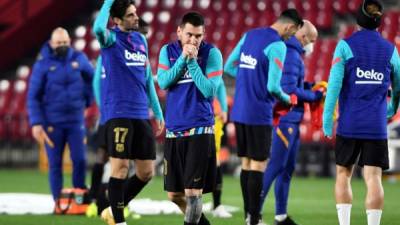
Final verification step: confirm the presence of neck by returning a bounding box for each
[270,23,284,37]
[118,25,128,32]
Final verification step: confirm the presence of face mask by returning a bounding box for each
[303,43,314,56]
[54,46,69,58]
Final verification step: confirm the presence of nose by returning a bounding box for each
[190,36,198,46]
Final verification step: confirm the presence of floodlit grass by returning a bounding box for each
[0,169,399,225]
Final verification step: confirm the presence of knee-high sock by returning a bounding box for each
[89,163,104,200]
[240,169,250,218]
[213,166,223,209]
[109,177,125,223]
[248,170,263,225]
[123,174,148,206]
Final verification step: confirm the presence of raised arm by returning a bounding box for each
[93,0,116,48]
[93,56,102,107]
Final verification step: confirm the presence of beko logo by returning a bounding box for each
[239,53,257,69]
[355,67,384,84]
[125,50,146,66]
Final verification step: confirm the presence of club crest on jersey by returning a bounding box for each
[355,67,384,85]
[239,53,257,69]
[124,49,146,67]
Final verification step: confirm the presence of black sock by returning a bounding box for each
[240,169,250,219]
[248,170,263,225]
[213,166,223,209]
[89,163,104,200]
[123,174,149,206]
[198,213,210,225]
[108,177,125,223]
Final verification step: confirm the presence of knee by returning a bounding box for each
[111,164,129,179]
[250,159,267,172]
[136,168,154,182]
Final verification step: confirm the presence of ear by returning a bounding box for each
[49,39,56,49]
[112,17,122,26]
[177,26,182,38]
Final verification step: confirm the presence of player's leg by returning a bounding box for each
[123,159,154,206]
[212,117,232,218]
[89,125,108,203]
[102,118,133,225]
[359,139,388,225]
[235,122,251,220]
[45,125,66,200]
[168,192,187,212]
[334,136,360,225]
[363,166,383,225]
[183,134,215,225]
[248,125,272,225]
[124,119,155,206]
[67,123,87,189]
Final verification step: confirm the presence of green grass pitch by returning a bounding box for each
[0,169,399,225]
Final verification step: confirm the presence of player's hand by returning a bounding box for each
[155,120,165,137]
[32,125,54,148]
[182,45,191,58]
[289,94,298,106]
[184,44,198,59]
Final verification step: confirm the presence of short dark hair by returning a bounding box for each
[279,8,304,27]
[180,12,204,27]
[110,0,135,19]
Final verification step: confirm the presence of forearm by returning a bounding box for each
[216,79,228,112]
[265,42,290,104]
[93,0,114,47]
[187,59,220,98]
[146,73,164,121]
[224,34,246,77]
[157,55,186,89]
[295,88,320,102]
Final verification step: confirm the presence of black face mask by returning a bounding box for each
[356,0,383,30]
[54,46,69,58]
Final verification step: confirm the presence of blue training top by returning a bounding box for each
[157,41,223,133]
[323,29,400,139]
[224,27,290,126]
[93,0,163,123]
